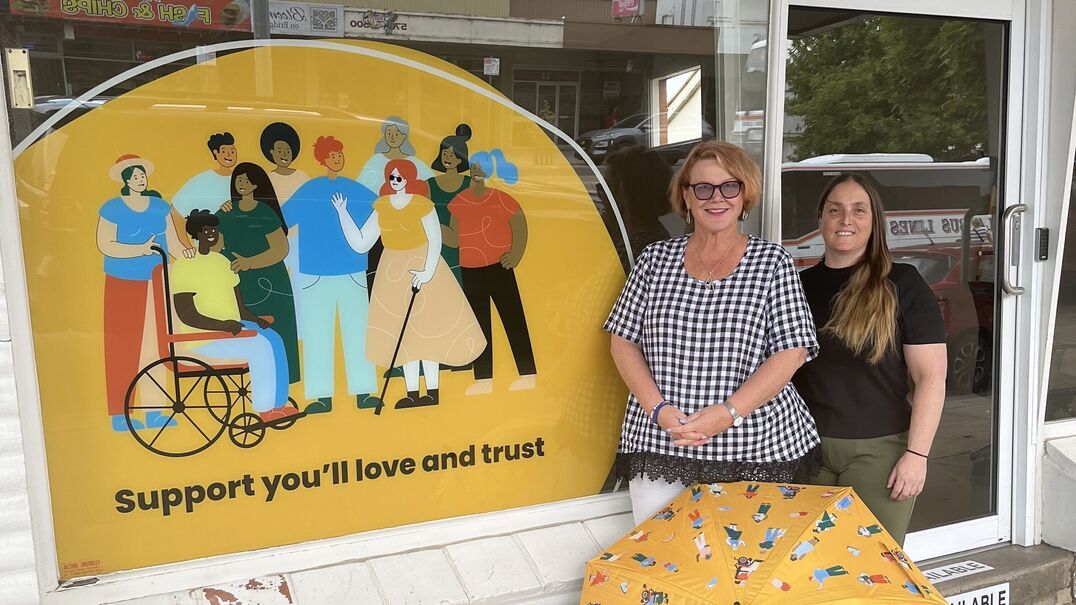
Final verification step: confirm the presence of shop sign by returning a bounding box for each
[348,9,405,35]
[923,560,994,583]
[268,1,343,37]
[945,582,1009,604]
[342,9,563,48]
[483,57,500,76]
[612,0,643,18]
[9,0,252,31]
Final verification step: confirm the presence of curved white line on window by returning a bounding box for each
[16,38,634,265]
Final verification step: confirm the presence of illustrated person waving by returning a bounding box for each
[333,159,484,409]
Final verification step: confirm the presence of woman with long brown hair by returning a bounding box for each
[792,173,947,546]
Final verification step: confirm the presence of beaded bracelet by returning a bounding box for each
[650,401,672,425]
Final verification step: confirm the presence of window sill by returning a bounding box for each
[43,490,631,604]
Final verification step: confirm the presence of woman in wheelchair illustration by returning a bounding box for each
[123,210,302,456]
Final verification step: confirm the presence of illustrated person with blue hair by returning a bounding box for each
[172,132,238,218]
[445,149,537,395]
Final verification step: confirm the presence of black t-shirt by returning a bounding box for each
[791,261,946,439]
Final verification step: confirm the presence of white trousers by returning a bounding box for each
[628,476,687,525]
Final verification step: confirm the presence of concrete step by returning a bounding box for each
[925,544,1075,604]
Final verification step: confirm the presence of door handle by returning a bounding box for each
[1001,203,1027,295]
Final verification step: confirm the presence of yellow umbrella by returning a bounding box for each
[581,481,947,604]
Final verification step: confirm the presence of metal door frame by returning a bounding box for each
[761,0,1034,560]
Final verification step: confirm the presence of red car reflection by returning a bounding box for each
[891,244,994,394]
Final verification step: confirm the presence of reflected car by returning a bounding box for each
[32,95,112,131]
[576,113,715,165]
[893,245,995,394]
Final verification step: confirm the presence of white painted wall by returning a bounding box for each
[0,247,44,605]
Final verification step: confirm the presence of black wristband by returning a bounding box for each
[905,448,929,459]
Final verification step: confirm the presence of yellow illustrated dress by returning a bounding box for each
[366,194,486,367]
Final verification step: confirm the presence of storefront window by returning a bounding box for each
[1,0,776,581]
[1046,163,1076,421]
[779,8,1006,532]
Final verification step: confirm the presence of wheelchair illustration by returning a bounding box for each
[123,246,302,457]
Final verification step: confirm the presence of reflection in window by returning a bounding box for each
[780,8,1007,532]
[651,66,704,147]
[1046,164,1076,421]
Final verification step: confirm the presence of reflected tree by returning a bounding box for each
[786,17,989,162]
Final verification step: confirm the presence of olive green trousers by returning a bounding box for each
[811,432,917,546]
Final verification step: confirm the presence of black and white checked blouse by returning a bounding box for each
[604,235,821,484]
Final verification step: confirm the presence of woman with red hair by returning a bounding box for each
[332,159,485,409]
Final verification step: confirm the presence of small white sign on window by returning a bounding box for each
[945,582,1009,605]
[483,57,501,76]
[923,560,994,583]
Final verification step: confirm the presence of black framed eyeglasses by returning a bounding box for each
[388,174,405,183]
[687,179,743,201]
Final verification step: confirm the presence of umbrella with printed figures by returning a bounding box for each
[580,481,947,605]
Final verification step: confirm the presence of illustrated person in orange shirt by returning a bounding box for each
[445,149,537,395]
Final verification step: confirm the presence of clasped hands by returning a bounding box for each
[657,402,735,447]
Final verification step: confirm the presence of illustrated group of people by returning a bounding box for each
[97,118,539,433]
[606,141,948,546]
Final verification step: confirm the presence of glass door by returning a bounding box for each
[515,80,581,139]
[557,84,579,139]
[537,83,559,129]
[773,3,1017,559]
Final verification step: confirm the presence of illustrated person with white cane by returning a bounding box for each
[333,159,485,411]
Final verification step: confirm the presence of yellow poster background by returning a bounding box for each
[13,40,628,578]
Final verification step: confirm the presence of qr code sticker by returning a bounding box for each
[311,8,338,33]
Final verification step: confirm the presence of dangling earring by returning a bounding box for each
[740,209,749,221]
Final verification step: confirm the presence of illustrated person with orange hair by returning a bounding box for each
[333,159,485,410]
[282,136,380,415]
